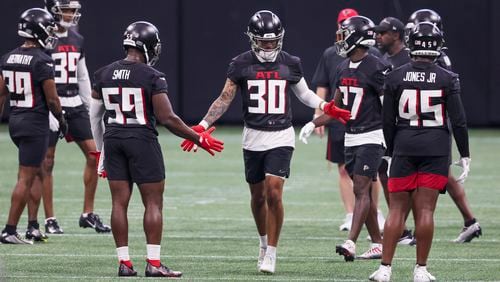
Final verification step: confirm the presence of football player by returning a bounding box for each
[0,8,67,244]
[311,8,386,234]
[373,16,416,245]
[405,9,481,244]
[29,0,110,234]
[90,21,223,277]
[370,22,470,282]
[300,15,390,261]
[180,10,350,274]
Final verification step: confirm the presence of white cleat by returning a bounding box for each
[257,247,266,270]
[339,213,353,231]
[453,222,482,243]
[413,265,436,282]
[0,232,33,244]
[259,254,276,274]
[358,243,383,259]
[369,264,392,282]
[335,239,356,262]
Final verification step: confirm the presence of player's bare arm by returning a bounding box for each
[42,79,63,115]
[152,92,200,143]
[311,88,343,127]
[202,78,238,126]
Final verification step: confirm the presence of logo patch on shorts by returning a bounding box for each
[363,165,370,171]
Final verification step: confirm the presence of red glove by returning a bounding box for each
[324,101,351,124]
[197,127,224,156]
[89,151,107,178]
[181,125,206,152]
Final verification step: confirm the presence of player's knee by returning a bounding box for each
[266,189,282,207]
[43,155,55,172]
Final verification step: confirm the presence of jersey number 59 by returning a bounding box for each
[102,87,147,125]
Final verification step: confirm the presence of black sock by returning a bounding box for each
[381,262,391,267]
[28,220,39,229]
[464,218,476,227]
[417,263,426,267]
[4,224,17,235]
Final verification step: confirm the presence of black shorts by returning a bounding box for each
[243,146,294,184]
[326,122,345,164]
[344,144,385,179]
[49,105,93,146]
[388,155,449,193]
[104,137,165,184]
[11,135,49,167]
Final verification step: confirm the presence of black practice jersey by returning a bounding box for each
[92,60,168,140]
[227,51,303,131]
[50,28,85,97]
[382,48,410,69]
[334,54,391,134]
[436,50,452,71]
[0,47,54,136]
[383,61,469,157]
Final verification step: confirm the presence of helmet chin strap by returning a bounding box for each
[255,50,279,62]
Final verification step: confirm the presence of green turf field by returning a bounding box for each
[0,125,499,281]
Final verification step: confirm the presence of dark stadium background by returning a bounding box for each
[1,0,499,126]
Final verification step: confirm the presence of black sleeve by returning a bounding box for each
[92,70,101,98]
[382,79,397,156]
[289,57,304,84]
[152,73,168,95]
[371,69,386,95]
[446,74,469,158]
[226,59,240,84]
[35,58,55,83]
[311,51,329,88]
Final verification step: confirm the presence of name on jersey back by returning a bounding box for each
[112,69,131,80]
[403,71,436,83]
[7,54,33,65]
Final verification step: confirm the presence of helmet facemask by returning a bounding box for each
[335,26,375,58]
[51,1,81,28]
[247,30,284,62]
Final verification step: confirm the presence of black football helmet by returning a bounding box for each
[405,9,443,45]
[335,16,375,58]
[45,0,81,28]
[407,22,443,57]
[246,10,285,62]
[18,8,58,49]
[123,21,162,66]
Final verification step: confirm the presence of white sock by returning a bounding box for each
[266,245,277,258]
[146,244,161,260]
[116,246,130,261]
[259,235,268,249]
[81,213,89,218]
[45,217,56,224]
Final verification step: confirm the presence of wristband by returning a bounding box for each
[319,101,326,111]
[199,120,209,130]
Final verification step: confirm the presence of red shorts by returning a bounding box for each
[388,155,448,192]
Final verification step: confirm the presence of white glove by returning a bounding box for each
[454,157,471,184]
[299,122,315,144]
[382,156,392,176]
[97,146,105,177]
[48,112,60,132]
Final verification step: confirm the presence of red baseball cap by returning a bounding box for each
[337,8,359,24]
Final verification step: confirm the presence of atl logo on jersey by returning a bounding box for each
[255,71,281,80]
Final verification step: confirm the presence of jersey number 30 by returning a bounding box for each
[102,87,147,125]
[247,79,287,114]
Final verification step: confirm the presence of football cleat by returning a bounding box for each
[339,213,353,231]
[453,222,482,243]
[45,218,64,234]
[257,247,266,269]
[369,264,392,282]
[259,254,276,274]
[413,264,436,282]
[25,226,48,242]
[336,239,356,262]
[118,261,137,277]
[79,213,111,233]
[358,243,382,259]
[1,232,33,244]
[145,261,182,277]
[398,229,416,246]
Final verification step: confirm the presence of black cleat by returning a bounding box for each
[145,262,182,278]
[25,226,48,242]
[1,232,33,244]
[79,213,111,233]
[45,218,64,234]
[453,222,482,243]
[118,262,137,277]
[335,240,355,262]
[398,229,416,246]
